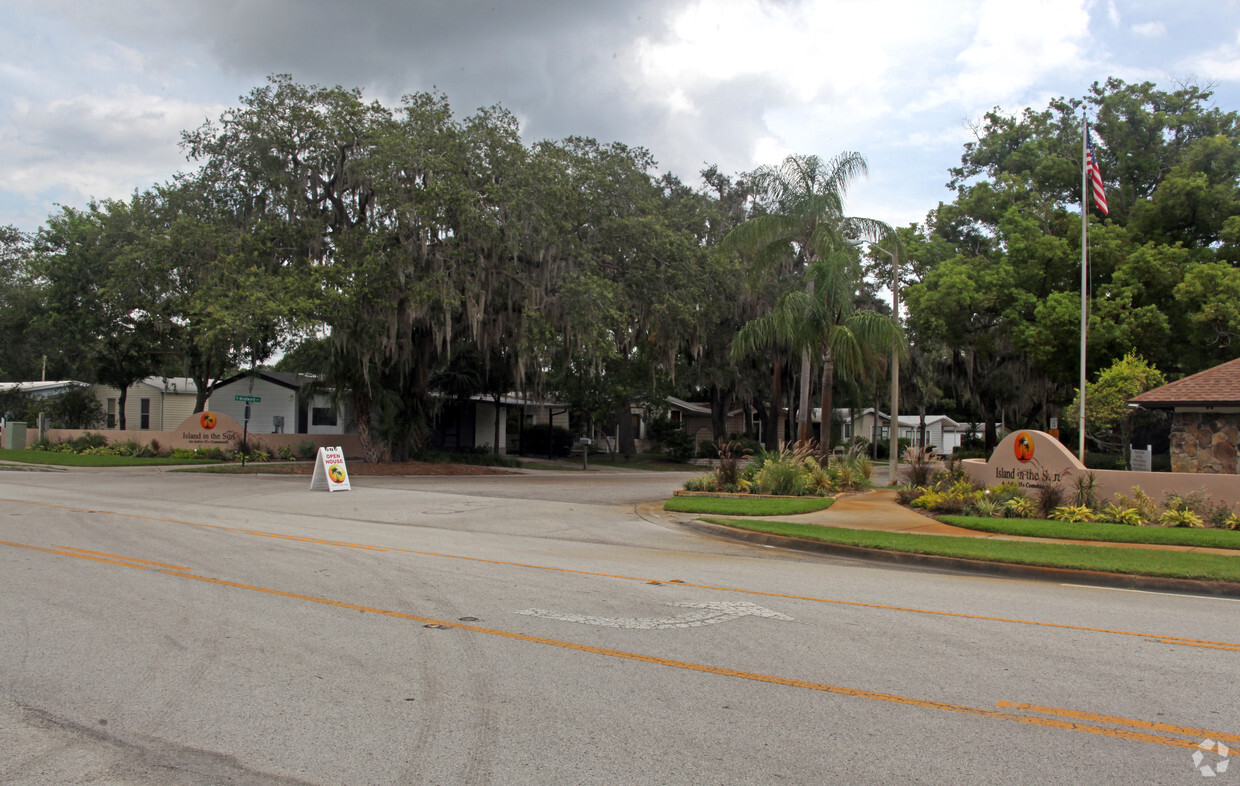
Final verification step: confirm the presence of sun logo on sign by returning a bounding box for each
[200,412,217,430]
[1014,432,1034,463]
[328,465,347,484]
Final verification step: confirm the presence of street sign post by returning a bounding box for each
[234,396,259,466]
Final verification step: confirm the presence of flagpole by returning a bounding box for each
[1079,111,1088,462]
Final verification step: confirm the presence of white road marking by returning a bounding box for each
[515,601,794,629]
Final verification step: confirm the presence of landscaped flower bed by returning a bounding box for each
[681,441,873,498]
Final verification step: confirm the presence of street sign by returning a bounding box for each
[1049,417,1058,430]
[234,395,261,403]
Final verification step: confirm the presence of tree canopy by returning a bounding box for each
[5,74,1238,461]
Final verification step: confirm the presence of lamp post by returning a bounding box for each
[852,239,900,486]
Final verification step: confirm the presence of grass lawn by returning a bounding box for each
[702,518,1240,583]
[665,496,834,516]
[940,515,1240,551]
[0,448,222,468]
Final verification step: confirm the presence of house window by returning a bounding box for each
[106,399,116,429]
[670,411,682,423]
[139,399,150,430]
[311,407,337,427]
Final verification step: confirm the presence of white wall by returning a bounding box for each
[473,401,506,452]
[209,379,302,434]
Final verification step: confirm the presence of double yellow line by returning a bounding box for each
[1,533,1233,751]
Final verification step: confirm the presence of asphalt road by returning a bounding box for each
[2,467,1238,784]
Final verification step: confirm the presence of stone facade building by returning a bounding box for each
[1129,358,1240,474]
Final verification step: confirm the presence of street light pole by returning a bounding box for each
[850,238,900,485]
[870,244,899,486]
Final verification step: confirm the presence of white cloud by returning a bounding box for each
[947,0,1092,105]
[1180,31,1240,80]
[0,88,220,202]
[1131,21,1166,37]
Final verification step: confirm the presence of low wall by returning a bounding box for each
[963,430,1240,507]
[19,426,366,460]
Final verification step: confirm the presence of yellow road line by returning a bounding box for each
[3,496,1238,653]
[996,701,1240,745]
[0,538,153,570]
[2,533,1233,750]
[146,568,1236,749]
[55,546,194,571]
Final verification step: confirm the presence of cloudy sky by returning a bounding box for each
[3,0,1239,233]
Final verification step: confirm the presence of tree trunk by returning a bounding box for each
[117,385,129,431]
[872,384,881,460]
[797,348,812,446]
[983,406,998,454]
[710,385,730,442]
[818,354,838,446]
[353,390,381,463]
[766,355,781,450]
[616,403,636,456]
[818,354,835,449]
[492,394,502,455]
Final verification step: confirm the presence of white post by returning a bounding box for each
[1079,112,1089,462]
[889,250,899,486]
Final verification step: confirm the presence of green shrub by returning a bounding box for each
[69,432,109,452]
[1050,505,1096,523]
[297,440,318,460]
[712,439,751,490]
[1072,472,1100,508]
[1112,486,1159,523]
[277,444,296,460]
[970,497,1004,518]
[682,475,718,492]
[1099,503,1144,526]
[1159,508,1205,528]
[909,479,983,514]
[899,445,938,488]
[1035,482,1066,519]
[659,428,695,462]
[1004,497,1038,519]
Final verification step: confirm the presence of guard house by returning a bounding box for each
[1129,357,1240,474]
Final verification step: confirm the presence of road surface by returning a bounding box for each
[2,467,1237,784]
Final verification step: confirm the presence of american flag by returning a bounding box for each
[1086,126,1108,215]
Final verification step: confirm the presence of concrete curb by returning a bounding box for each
[676,516,1240,600]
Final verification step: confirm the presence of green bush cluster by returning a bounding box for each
[31,433,164,457]
[647,417,694,462]
[681,441,871,497]
[902,469,1240,530]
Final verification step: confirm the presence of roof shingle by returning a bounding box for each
[1129,357,1240,408]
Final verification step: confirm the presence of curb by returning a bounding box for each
[677,517,1240,600]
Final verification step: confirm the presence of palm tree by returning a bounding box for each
[733,252,902,449]
[723,153,888,444]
